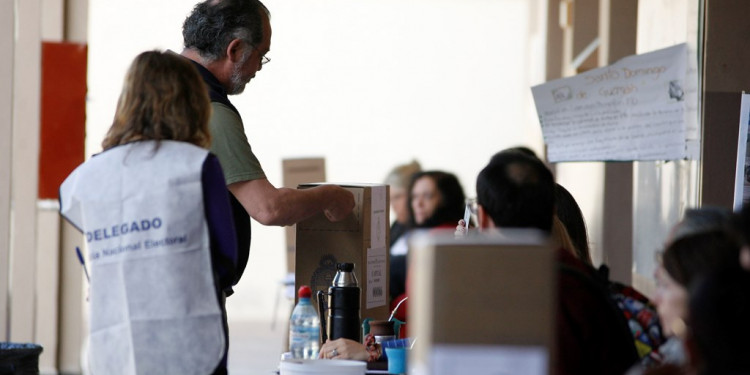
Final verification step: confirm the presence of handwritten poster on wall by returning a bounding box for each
[532,43,695,162]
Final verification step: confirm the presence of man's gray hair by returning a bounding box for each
[183,0,270,63]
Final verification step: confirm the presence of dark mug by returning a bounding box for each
[368,319,395,343]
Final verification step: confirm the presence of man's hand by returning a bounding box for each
[229,178,355,226]
[322,185,355,222]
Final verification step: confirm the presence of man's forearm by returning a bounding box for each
[228,179,354,226]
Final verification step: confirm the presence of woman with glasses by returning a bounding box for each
[389,170,466,321]
[627,207,741,375]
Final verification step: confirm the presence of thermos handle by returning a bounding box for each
[316,290,328,344]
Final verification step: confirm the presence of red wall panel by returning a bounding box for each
[39,42,87,200]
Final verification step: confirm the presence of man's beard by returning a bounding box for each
[228,54,251,95]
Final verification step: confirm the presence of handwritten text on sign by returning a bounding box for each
[532,43,691,162]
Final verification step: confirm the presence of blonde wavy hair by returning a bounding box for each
[101,50,211,150]
[550,215,582,262]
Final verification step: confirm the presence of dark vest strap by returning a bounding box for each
[188,59,241,116]
[186,56,252,282]
[230,194,251,283]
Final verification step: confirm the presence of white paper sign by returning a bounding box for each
[366,246,387,309]
[429,345,547,375]
[532,43,694,162]
[370,185,387,250]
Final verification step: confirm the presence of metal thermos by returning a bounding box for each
[317,262,361,343]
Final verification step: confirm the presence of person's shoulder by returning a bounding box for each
[555,247,593,273]
[209,103,244,133]
[164,139,207,152]
[211,102,241,120]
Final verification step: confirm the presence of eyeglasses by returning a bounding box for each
[246,41,271,65]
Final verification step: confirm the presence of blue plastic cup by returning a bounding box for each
[385,347,407,374]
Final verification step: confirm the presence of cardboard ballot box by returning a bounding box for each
[295,183,390,324]
[282,158,326,273]
[409,230,555,375]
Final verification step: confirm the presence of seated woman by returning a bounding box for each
[389,170,466,322]
[627,207,741,375]
[383,160,422,246]
[383,161,421,304]
[553,183,593,265]
[687,267,750,375]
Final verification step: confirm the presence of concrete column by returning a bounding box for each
[598,0,637,284]
[59,1,89,372]
[36,203,61,373]
[551,0,637,285]
[66,0,89,44]
[41,0,64,41]
[546,0,563,80]
[10,0,42,343]
[58,221,85,375]
[0,0,15,342]
[701,0,750,208]
[571,0,599,74]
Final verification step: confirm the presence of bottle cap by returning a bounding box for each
[337,263,354,272]
[298,285,312,298]
[333,263,358,287]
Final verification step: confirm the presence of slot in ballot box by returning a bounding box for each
[408,229,555,375]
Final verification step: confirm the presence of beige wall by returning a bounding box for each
[0,0,14,344]
[10,0,42,345]
[1,1,87,373]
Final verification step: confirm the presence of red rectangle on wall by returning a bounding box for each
[39,42,87,200]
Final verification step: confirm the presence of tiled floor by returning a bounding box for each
[227,319,288,375]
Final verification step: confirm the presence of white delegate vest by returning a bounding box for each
[60,141,225,375]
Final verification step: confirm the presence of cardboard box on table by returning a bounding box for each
[295,183,391,332]
[409,229,555,375]
[282,158,326,273]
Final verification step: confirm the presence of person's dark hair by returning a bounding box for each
[661,229,741,288]
[102,50,211,150]
[476,149,555,232]
[407,171,465,228]
[504,146,538,158]
[689,267,750,375]
[732,204,750,244]
[493,148,591,259]
[555,183,592,265]
[670,206,733,244]
[183,0,270,62]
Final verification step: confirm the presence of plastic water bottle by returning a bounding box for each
[289,285,320,359]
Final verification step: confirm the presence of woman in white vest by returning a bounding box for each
[59,50,238,375]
